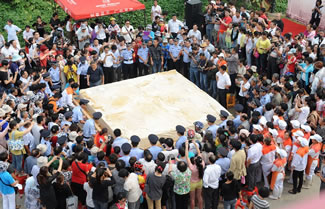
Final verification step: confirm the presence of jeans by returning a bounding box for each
[219,32,226,49]
[93,200,108,209]
[113,65,122,81]
[190,66,199,87]
[152,59,162,73]
[12,154,23,172]
[89,79,102,87]
[223,199,236,209]
[246,50,252,67]
[128,198,140,209]
[209,80,217,98]
[206,26,213,43]
[199,72,208,92]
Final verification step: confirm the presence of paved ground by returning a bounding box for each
[2,176,321,209]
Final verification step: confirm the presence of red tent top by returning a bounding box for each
[55,0,146,20]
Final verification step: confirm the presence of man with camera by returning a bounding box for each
[121,20,136,44]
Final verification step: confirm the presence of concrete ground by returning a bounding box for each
[2,176,321,209]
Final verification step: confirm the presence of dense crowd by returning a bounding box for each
[0,0,325,209]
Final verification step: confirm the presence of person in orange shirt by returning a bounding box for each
[260,137,276,188]
[269,149,287,200]
[48,92,64,113]
[276,120,287,145]
[304,134,322,188]
[94,128,109,153]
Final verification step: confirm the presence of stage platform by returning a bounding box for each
[79,70,231,148]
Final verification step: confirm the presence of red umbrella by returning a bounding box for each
[54,0,146,20]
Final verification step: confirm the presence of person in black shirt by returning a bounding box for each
[272,13,284,32]
[87,61,104,87]
[32,16,47,37]
[53,174,73,209]
[89,167,115,209]
[50,12,61,31]
[152,16,160,32]
[220,171,241,209]
[310,0,323,28]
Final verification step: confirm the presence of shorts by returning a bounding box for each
[190,180,203,191]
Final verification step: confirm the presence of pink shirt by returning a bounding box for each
[188,160,205,182]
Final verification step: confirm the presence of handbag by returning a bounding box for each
[8,132,24,151]
[253,50,259,58]
[66,195,78,209]
[241,175,246,184]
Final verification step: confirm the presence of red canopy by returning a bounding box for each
[55,0,146,20]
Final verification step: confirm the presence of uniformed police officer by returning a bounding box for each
[40,72,54,98]
[57,135,72,156]
[215,147,230,187]
[40,129,52,157]
[218,110,229,129]
[260,86,271,106]
[233,104,244,129]
[61,111,73,128]
[129,135,144,160]
[182,40,192,78]
[206,114,218,139]
[72,99,89,124]
[137,42,149,76]
[83,111,102,143]
[121,43,134,79]
[77,56,89,89]
[175,125,187,149]
[148,134,162,160]
[168,38,182,72]
[119,143,132,167]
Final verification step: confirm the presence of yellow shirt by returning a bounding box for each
[256,38,271,54]
[9,130,26,155]
[63,64,78,82]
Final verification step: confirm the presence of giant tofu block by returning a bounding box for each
[79,70,231,148]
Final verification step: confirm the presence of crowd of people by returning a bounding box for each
[0,0,325,209]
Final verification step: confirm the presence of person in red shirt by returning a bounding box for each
[39,44,49,68]
[285,48,297,75]
[218,9,232,49]
[71,152,93,207]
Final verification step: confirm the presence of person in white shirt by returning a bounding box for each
[151,0,162,22]
[119,169,142,209]
[100,46,115,84]
[60,83,78,108]
[295,95,310,125]
[289,137,309,194]
[216,65,231,107]
[9,40,20,56]
[246,135,263,191]
[237,74,250,112]
[23,26,35,47]
[188,24,202,41]
[1,43,12,61]
[4,19,21,44]
[203,155,221,209]
[94,21,107,44]
[121,20,135,44]
[168,15,184,39]
[76,25,90,49]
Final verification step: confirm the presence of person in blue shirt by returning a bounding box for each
[119,143,132,167]
[249,98,263,115]
[83,112,102,143]
[218,110,229,130]
[233,104,244,129]
[215,147,230,179]
[148,134,162,160]
[137,42,149,76]
[112,128,129,149]
[61,111,73,128]
[260,86,271,106]
[129,135,144,160]
[77,56,89,89]
[161,39,169,70]
[0,155,18,209]
[72,99,89,124]
[168,38,182,72]
[48,61,60,86]
[182,40,192,79]
[297,57,314,91]
[120,44,134,79]
[175,125,187,149]
[40,129,52,157]
[206,114,218,139]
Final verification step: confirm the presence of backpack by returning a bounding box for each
[8,132,24,151]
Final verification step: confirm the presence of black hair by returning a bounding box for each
[226,171,234,181]
[97,151,105,161]
[114,146,121,155]
[155,162,166,173]
[250,134,258,144]
[109,153,118,164]
[0,152,9,161]
[231,139,242,151]
[208,155,217,164]
[118,168,129,178]
[116,159,126,171]
[54,146,63,155]
[195,156,204,179]
[177,161,188,172]
[114,129,121,137]
[259,187,270,198]
[157,152,165,162]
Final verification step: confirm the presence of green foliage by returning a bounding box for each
[0,0,288,41]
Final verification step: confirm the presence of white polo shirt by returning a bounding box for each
[100,51,114,67]
[216,71,231,89]
[247,143,263,164]
[168,19,184,33]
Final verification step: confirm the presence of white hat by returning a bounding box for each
[269,128,278,137]
[37,156,48,167]
[0,108,5,118]
[69,131,78,143]
[26,91,34,97]
[239,129,250,137]
[301,124,311,133]
[17,103,27,110]
[251,65,257,72]
[2,105,12,114]
[278,120,287,130]
[259,117,267,126]
[37,144,48,155]
[218,53,225,58]
[273,115,279,126]
[90,146,100,156]
[293,130,304,137]
[290,120,300,129]
[276,148,288,158]
[310,134,322,143]
[297,137,308,147]
[253,124,263,132]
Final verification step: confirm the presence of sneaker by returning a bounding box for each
[268,195,278,200]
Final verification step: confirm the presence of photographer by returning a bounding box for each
[267,38,282,79]
[189,46,200,87]
[121,20,136,44]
